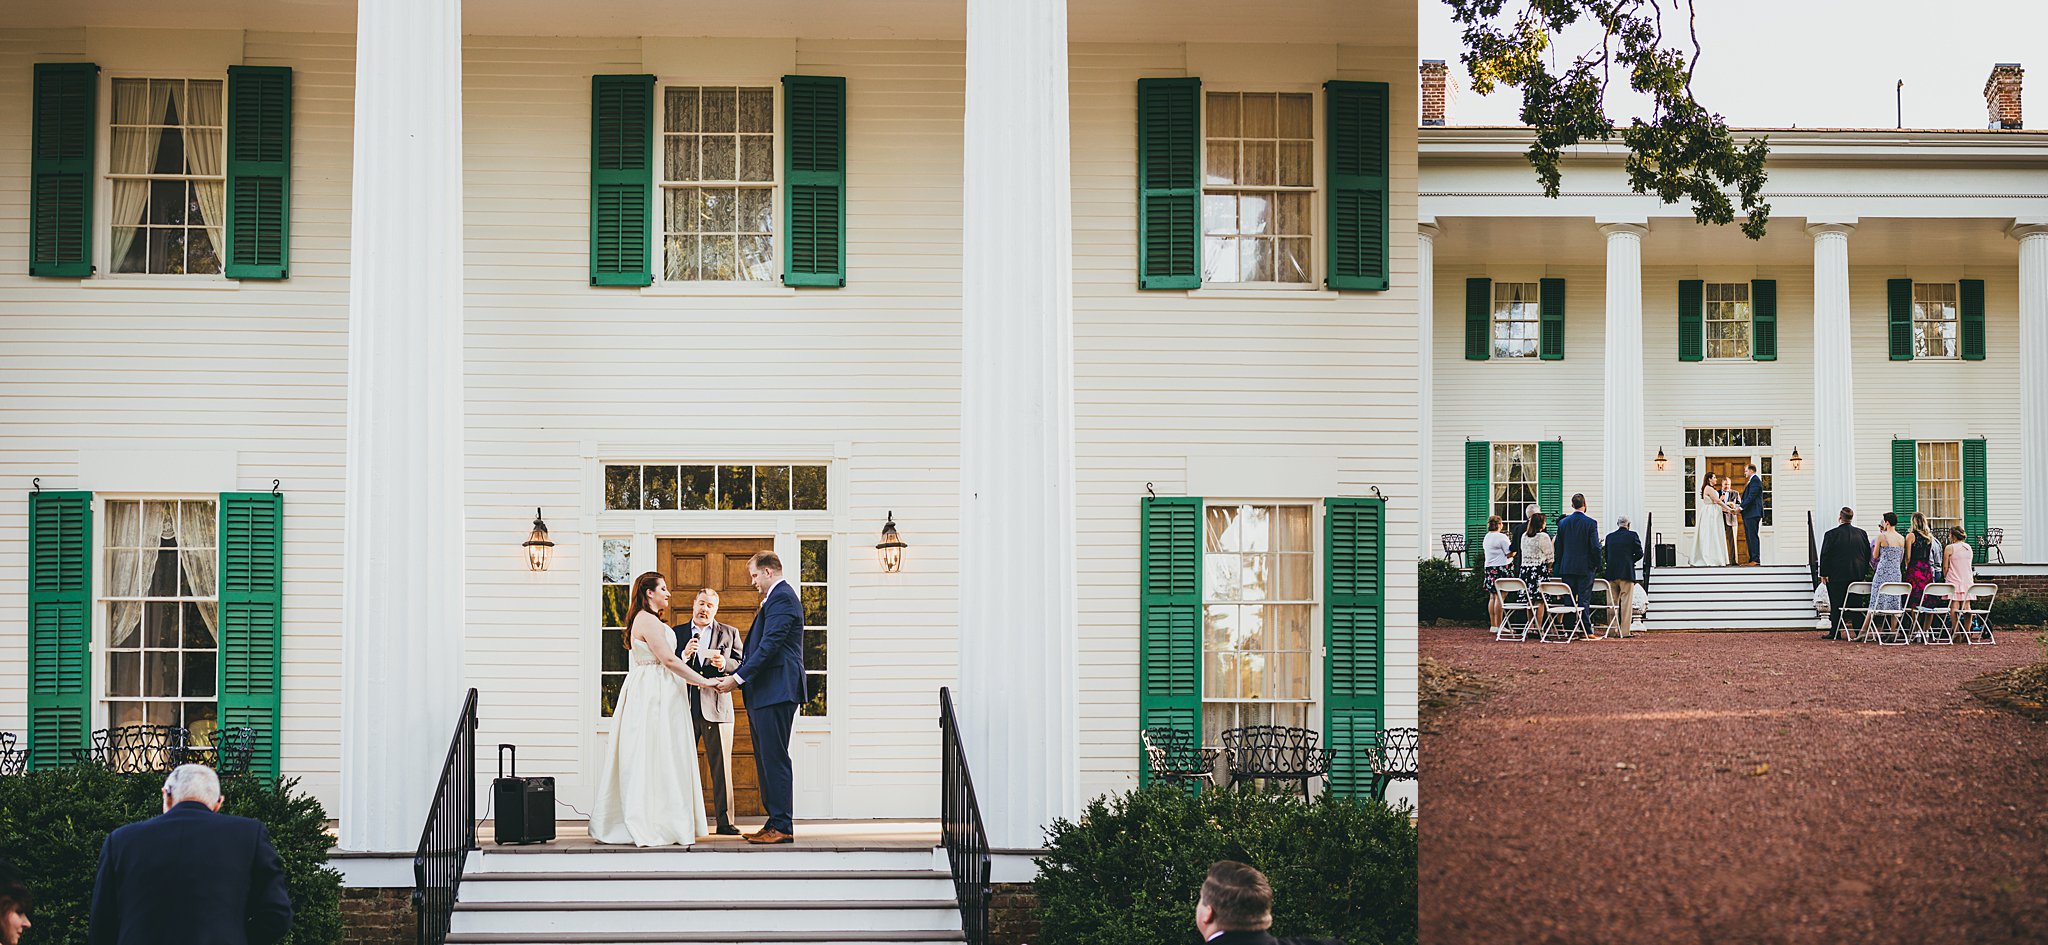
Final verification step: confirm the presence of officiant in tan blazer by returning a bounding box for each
[676,588,744,835]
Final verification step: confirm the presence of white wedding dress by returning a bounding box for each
[1689,487,1733,567]
[590,620,709,845]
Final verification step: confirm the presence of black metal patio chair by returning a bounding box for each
[1221,725,1332,799]
[1440,533,1468,569]
[1370,727,1419,800]
[0,734,25,776]
[1141,725,1221,793]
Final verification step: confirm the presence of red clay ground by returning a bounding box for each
[1419,627,2048,945]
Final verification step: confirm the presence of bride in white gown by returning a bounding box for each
[1689,474,1735,567]
[591,571,714,845]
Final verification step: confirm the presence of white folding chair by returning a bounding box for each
[1587,578,1616,638]
[1535,580,1582,643]
[1837,582,1872,641]
[1866,582,1912,645]
[1959,583,1997,645]
[1493,578,1533,641]
[1913,583,1957,644]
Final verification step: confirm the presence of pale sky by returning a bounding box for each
[1419,0,2048,129]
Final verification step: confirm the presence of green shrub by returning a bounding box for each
[1418,556,1487,625]
[0,767,341,945]
[1991,590,2048,628]
[1034,786,1417,945]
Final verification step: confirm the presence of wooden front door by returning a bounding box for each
[659,537,774,819]
[1705,456,1751,565]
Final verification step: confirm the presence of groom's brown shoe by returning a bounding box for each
[746,828,795,845]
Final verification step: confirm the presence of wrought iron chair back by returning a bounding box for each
[1439,533,1468,569]
[0,733,24,777]
[1985,528,2006,564]
[1370,727,1420,800]
[1140,726,1219,789]
[66,724,262,775]
[1220,725,1331,798]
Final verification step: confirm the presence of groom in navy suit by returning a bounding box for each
[714,551,806,844]
[1740,463,1765,565]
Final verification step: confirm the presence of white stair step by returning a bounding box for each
[446,933,965,944]
[451,901,963,934]
[1649,618,1818,631]
[459,872,955,903]
[469,849,938,874]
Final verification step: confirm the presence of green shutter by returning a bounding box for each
[1137,78,1201,289]
[1464,278,1492,360]
[1538,277,1565,360]
[590,74,654,287]
[1677,280,1704,362]
[28,491,92,769]
[30,63,98,278]
[1138,496,1202,785]
[1751,279,1777,361]
[1465,440,1490,561]
[219,493,284,781]
[783,75,846,287]
[1963,439,1988,563]
[226,66,292,280]
[1324,497,1385,799]
[1891,439,1917,520]
[1325,81,1389,291]
[1538,441,1563,536]
[1960,279,1986,361]
[1888,279,1915,361]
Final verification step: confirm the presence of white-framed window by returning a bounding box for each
[660,85,776,282]
[1202,91,1316,286]
[798,538,829,717]
[1200,504,1315,747]
[1491,443,1540,534]
[1492,282,1541,359]
[101,499,218,735]
[598,538,632,717]
[1914,283,1960,360]
[1917,441,1963,538]
[106,77,226,276]
[1705,282,1752,360]
[603,463,828,511]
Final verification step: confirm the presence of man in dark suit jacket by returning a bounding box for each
[1194,860,1341,945]
[1740,463,1766,565]
[676,587,745,836]
[90,764,292,945]
[1552,494,1603,636]
[1818,506,1872,639]
[714,551,807,844]
[1602,518,1644,638]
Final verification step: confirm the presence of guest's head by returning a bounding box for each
[1882,511,1899,531]
[162,764,223,814]
[1525,503,1539,522]
[1525,512,1546,537]
[1949,526,1969,544]
[1617,516,1631,531]
[0,860,31,945]
[1910,511,1933,541]
[1487,514,1503,534]
[747,551,784,595]
[625,571,669,648]
[1194,860,1272,938]
[1839,507,1854,524]
[1571,493,1586,511]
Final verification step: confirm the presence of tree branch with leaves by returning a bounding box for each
[1450,0,1772,238]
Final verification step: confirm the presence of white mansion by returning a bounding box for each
[1,0,1423,859]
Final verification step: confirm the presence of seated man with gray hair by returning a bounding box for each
[89,764,293,945]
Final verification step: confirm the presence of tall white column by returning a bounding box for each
[1417,223,1439,556]
[1601,224,1648,531]
[958,0,1078,849]
[341,0,466,852]
[1810,223,1858,524]
[2014,224,2048,561]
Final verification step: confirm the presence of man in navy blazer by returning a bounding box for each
[713,550,807,844]
[1740,463,1766,565]
[1602,517,1644,638]
[1552,494,1603,636]
[90,764,292,945]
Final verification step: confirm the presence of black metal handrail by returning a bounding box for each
[1808,510,1821,586]
[1641,512,1654,589]
[415,688,479,945]
[938,688,991,945]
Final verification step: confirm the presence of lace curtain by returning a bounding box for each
[109,80,175,270]
[179,81,226,261]
[105,501,218,649]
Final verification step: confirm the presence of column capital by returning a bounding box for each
[2008,222,2048,241]
[1598,222,1649,239]
[1806,221,1857,238]
[1418,221,1441,240]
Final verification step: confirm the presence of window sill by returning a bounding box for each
[1186,287,1341,301]
[82,278,241,291]
[640,283,797,298]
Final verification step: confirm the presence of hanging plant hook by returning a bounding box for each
[32,478,41,494]
[272,479,282,496]
[1144,482,1157,498]
[1370,486,1385,501]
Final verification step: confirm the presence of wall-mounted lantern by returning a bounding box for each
[1789,447,1803,471]
[875,511,908,573]
[1654,447,1668,472]
[523,508,555,572]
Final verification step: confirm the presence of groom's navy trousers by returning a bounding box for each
[737,579,807,835]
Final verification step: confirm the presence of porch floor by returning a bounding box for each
[475,818,941,852]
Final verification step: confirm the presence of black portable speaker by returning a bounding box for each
[493,744,556,845]
[1654,535,1677,568]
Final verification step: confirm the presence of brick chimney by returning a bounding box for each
[1986,63,2023,129]
[1420,60,1457,126]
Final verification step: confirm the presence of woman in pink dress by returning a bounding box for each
[1943,526,1976,622]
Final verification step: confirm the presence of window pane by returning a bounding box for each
[183,652,215,697]
[1277,140,1312,187]
[1277,239,1310,283]
[605,465,640,510]
[145,651,179,697]
[701,234,737,280]
[666,137,699,181]
[146,601,179,647]
[665,88,699,133]
[739,188,774,234]
[1239,554,1271,601]
[801,585,827,626]
[601,674,624,717]
[1203,194,1236,235]
[792,465,828,510]
[1205,554,1241,600]
[1277,93,1312,138]
[801,539,828,582]
[1205,141,1238,186]
[756,465,793,511]
[1204,651,1233,699]
[644,465,678,509]
[739,137,773,182]
[1206,92,1240,137]
[701,188,738,231]
[1205,506,1239,553]
[1241,239,1274,282]
[717,465,752,509]
[667,185,701,231]
[739,236,774,282]
[1241,140,1276,186]
[601,583,630,628]
[1238,506,1271,552]
[1241,92,1276,137]
[739,88,774,134]
[602,635,629,674]
[182,601,217,647]
[187,228,220,275]
[804,626,827,672]
[1275,553,1312,600]
[1204,237,1240,282]
[602,539,632,584]
[701,88,736,133]
[801,674,827,717]
[675,465,714,509]
[664,235,699,281]
[1275,505,1312,552]
[702,136,736,181]
[1273,192,1309,238]
[109,651,141,697]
